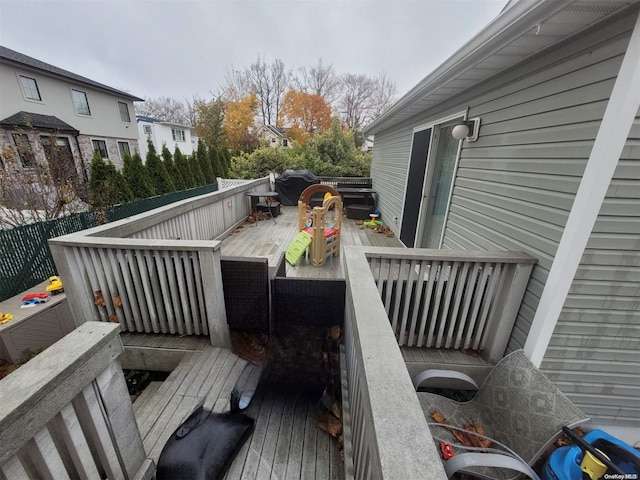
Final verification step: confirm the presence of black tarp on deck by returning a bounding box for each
[275,170,319,205]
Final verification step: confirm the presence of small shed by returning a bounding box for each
[274,170,319,205]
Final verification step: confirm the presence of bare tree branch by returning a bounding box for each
[134,96,190,125]
[294,58,343,105]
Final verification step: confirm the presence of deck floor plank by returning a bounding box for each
[284,393,308,479]
[219,205,401,280]
[269,393,297,480]
[301,398,318,480]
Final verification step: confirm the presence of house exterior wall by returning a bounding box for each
[0,60,139,173]
[137,121,195,162]
[543,112,640,428]
[369,12,638,426]
[0,64,138,140]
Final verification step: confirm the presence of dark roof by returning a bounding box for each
[136,115,159,123]
[263,124,286,137]
[0,45,143,102]
[0,111,79,134]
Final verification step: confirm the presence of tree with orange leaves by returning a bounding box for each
[279,90,332,145]
[223,93,259,151]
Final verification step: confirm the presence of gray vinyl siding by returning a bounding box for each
[369,127,413,237]
[369,11,638,427]
[441,16,635,355]
[541,114,640,428]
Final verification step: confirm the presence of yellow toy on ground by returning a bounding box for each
[0,312,14,324]
[46,275,64,295]
[293,184,343,267]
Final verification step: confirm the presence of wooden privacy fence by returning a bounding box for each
[49,178,270,347]
[364,247,536,362]
[0,323,154,480]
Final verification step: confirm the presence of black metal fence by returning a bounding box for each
[0,184,218,302]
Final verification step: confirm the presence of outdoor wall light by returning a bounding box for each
[451,117,481,142]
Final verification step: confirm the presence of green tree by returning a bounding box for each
[123,152,155,199]
[230,147,295,179]
[89,152,131,209]
[174,146,195,188]
[162,144,185,190]
[221,148,232,177]
[209,147,224,180]
[190,152,206,186]
[296,117,369,176]
[195,98,226,149]
[146,139,175,194]
[197,139,215,183]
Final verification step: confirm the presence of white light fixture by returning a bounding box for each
[451,117,481,142]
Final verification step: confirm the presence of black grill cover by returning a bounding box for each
[275,169,319,205]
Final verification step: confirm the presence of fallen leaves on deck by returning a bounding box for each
[430,411,491,448]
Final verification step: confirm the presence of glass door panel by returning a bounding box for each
[419,123,460,248]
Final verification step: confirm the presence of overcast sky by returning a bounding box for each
[0,0,506,103]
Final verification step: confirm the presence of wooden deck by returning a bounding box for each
[132,344,344,479]
[219,205,402,278]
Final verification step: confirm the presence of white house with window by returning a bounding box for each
[0,45,142,176]
[136,115,196,161]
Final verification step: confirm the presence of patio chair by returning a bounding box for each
[413,350,589,479]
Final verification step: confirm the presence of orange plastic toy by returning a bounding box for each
[296,185,343,267]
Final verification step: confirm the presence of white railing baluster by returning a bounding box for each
[192,254,208,336]
[425,261,445,348]
[153,252,173,334]
[433,261,452,348]
[416,261,437,347]
[462,262,491,349]
[125,249,146,331]
[454,262,480,349]
[398,259,417,346]
[183,252,200,336]
[473,263,503,351]
[358,248,535,360]
[406,259,429,347]
[164,251,184,335]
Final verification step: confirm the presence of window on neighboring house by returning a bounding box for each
[12,133,36,167]
[118,141,130,159]
[41,136,77,184]
[118,101,131,122]
[92,139,108,159]
[282,139,288,147]
[172,129,185,142]
[271,137,276,143]
[72,89,91,115]
[143,125,152,135]
[19,75,41,101]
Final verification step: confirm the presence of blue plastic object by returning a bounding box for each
[542,429,640,480]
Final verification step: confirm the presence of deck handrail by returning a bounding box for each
[48,178,269,345]
[0,323,153,479]
[363,247,536,363]
[342,246,447,479]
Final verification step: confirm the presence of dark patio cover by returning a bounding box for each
[275,169,319,205]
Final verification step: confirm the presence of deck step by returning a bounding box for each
[133,381,163,415]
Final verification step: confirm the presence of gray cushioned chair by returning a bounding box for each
[414,350,589,479]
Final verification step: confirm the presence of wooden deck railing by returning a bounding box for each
[49,178,270,346]
[341,246,536,478]
[342,247,446,479]
[0,323,154,480]
[364,247,536,363]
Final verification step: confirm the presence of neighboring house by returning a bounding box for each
[365,0,640,438]
[0,46,142,177]
[136,116,196,161]
[256,124,291,148]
